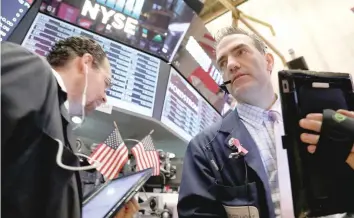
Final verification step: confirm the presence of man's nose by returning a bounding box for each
[227,57,241,74]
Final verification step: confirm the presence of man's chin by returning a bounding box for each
[232,83,254,99]
[85,103,97,113]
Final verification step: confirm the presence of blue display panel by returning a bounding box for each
[0,0,35,41]
[22,13,160,117]
[161,68,222,141]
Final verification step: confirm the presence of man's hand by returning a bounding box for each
[299,110,354,169]
[114,199,140,218]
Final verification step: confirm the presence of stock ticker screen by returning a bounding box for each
[22,13,160,117]
[39,0,195,62]
[172,15,226,114]
[0,0,35,41]
[161,68,222,141]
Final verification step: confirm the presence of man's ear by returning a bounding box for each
[265,53,274,73]
[80,53,94,72]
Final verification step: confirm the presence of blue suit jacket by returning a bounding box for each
[178,109,276,218]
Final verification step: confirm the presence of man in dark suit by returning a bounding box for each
[1,37,138,218]
[177,27,354,218]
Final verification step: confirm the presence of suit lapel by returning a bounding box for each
[56,81,83,206]
[58,88,77,153]
[219,110,273,211]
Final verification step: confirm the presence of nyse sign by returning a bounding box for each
[95,0,144,19]
[81,0,142,35]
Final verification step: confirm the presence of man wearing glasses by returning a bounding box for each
[2,37,138,218]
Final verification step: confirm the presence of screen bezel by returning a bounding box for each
[83,168,153,218]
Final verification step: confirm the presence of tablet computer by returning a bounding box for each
[277,70,354,217]
[82,168,153,218]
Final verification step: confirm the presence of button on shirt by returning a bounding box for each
[237,99,282,217]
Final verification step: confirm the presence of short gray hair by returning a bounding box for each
[214,26,267,54]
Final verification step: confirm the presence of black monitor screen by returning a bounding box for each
[0,0,35,41]
[38,0,195,62]
[22,13,161,117]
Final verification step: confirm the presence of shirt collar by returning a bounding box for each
[270,95,282,115]
[237,102,265,124]
[236,95,282,125]
[52,69,69,109]
[52,69,67,93]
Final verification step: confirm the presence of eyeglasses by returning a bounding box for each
[104,77,112,88]
[95,66,112,89]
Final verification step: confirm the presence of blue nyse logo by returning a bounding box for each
[95,0,144,19]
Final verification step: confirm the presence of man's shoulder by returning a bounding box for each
[189,110,238,148]
[2,42,42,59]
[196,119,223,140]
[1,42,52,78]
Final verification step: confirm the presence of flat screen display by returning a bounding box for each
[83,171,148,218]
[161,68,222,142]
[172,15,226,114]
[39,0,195,62]
[0,0,35,41]
[22,13,160,117]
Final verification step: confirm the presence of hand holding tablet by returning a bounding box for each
[83,168,153,218]
[278,70,354,217]
[114,199,140,218]
[299,109,354,169]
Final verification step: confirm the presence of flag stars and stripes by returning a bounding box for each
[89,127,128,180]
[131,135,160,176]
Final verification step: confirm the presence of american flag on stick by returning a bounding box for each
[131,134,160,176]
[89,122,128,180]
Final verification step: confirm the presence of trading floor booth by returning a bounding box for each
[2,0,229,216]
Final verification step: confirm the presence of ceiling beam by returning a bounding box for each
[201,8,229,24]
[200,0,247,24]
[216,0,287,67]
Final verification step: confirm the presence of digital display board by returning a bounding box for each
[22,13,160,117]
[39,0,195,62]
[161,68,222,142]
[0,0,35,41]
[172,15,226,114]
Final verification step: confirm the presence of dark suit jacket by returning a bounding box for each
[1,42,82,218]
[177,109,276,218]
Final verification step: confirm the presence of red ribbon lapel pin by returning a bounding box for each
[228,138,249,158]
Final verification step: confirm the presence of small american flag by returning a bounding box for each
[89,127,128,180]
[131,135,160,176]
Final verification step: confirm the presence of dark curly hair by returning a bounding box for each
[47,36,107,68]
